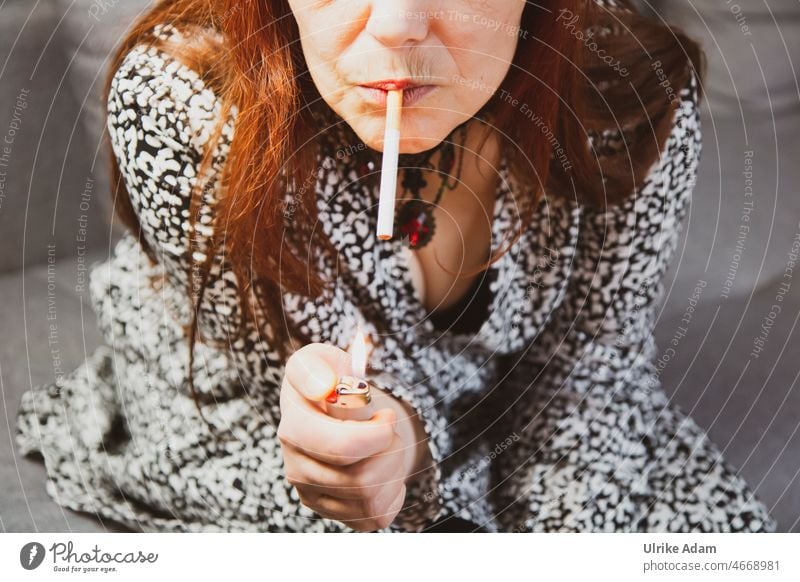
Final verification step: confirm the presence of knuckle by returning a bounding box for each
[364,495,384,520]
[371,484,401,516]
[284,472,302,487]
[328,432,360,463]
[276,428,292,447]
[275,418,289,438]
[296,490,312,508]
[276,422,298,449]
[349,464,378,492]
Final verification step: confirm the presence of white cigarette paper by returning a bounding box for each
[376,89,403,240]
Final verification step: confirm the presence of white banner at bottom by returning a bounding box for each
[1,533,798,581]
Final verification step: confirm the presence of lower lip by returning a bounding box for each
[357,85,436,107]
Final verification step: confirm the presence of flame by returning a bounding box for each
[348,324,372,378]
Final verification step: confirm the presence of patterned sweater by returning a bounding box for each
[15,22,777,533]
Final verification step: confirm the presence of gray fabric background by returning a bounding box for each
[1,0,797,532]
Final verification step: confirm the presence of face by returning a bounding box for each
[287,0,526,154]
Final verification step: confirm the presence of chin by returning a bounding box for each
[382,132,450,155]
[398,137,444,154]
[348,114,450,154]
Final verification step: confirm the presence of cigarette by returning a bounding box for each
[376,89,403,240]
[325,375,376,421]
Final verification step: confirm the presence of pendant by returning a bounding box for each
[395,200,436,249]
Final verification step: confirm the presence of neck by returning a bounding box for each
[324,108,503,208]
[412,116,502,204]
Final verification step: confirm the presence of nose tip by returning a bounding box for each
[365,4,429,47]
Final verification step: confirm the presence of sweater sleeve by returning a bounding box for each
[106,25,234,294]
[39,29,293,532]
[363,339,502,531]
[366,369,453,531]
[485,71,704,530]
[544,70,701,384]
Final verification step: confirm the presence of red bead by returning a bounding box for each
[399,213,431,248]
[396,200,435,248]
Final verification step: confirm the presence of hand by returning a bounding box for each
[277,342,418,532]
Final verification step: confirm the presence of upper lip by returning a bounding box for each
[358,79,426,91]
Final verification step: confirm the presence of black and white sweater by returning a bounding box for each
[16,22,776,533]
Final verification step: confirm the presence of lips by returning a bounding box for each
[356,83,436,107]
[360,79,420,91]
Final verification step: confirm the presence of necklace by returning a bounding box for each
[392,120,469,249]
[316,103,485,249]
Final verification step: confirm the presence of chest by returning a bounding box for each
[398,125,503,313]
[275,137,583,357]
[403,171,498,313]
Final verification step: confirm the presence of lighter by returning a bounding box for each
[325,375,376,421]
[324,325,377,421]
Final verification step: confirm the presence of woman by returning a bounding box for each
[16,0,777,533]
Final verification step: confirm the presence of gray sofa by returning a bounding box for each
[1,0,797,532]
[646,0,800,533]
[0,0,151,532]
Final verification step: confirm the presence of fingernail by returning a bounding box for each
[309,367,337,399]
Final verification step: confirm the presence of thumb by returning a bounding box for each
[285,343,350,401]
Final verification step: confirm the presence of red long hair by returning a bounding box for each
[103,0,704,428]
